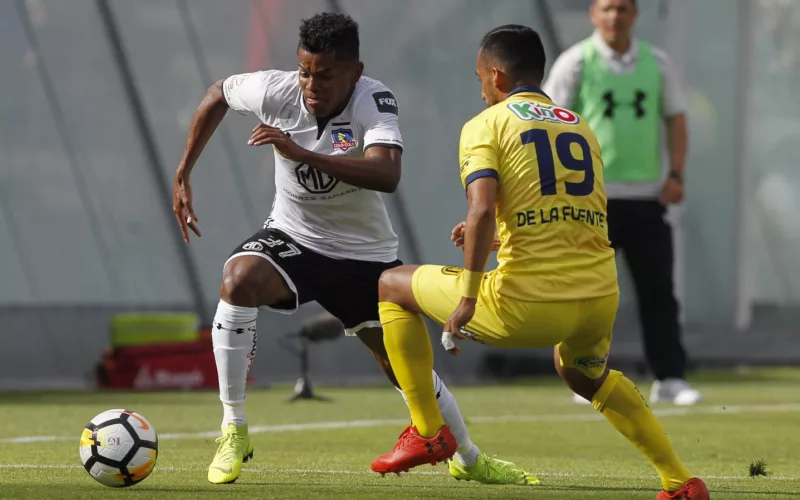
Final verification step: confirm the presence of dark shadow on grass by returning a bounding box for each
[232,482,654,500]
[6,481,796,500]
[0,485,227,497]
[242,481,464,489]
[0,390,222,406]
[544,484,800,497]
[531,484,649,493]
[711,490,800,497]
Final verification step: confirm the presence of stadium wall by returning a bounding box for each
[1,0,798,389]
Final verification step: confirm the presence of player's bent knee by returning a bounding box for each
[220,258,263,306]
[221,255,292,307]
[378,265,419,308]
[561,367,609,402]
[553,347,608,401]
[377,268,400,301]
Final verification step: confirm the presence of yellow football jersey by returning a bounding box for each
[458,86,618,301]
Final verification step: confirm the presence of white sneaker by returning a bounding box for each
[649,378,702,406]
[572,392,592,404]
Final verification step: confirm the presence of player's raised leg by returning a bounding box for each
[357,331,479,458]
[555,299,709,499]
[356,328,482,472]
[371,266,537,485]
[372,265,456,472]
[208,254,294,484]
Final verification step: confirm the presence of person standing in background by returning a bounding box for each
[543,0,701,405]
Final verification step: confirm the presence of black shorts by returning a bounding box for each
[226,227,402,335]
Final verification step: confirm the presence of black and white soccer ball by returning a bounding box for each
[78,409,158,487]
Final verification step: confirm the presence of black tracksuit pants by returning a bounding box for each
[607,199,687,380]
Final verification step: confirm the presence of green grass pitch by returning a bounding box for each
[1,368,799,499]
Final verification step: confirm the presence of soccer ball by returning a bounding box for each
[78,409,158,487]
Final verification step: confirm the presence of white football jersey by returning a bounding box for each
[222,70,403,262]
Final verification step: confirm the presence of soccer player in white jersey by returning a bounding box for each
[172,12,534,486]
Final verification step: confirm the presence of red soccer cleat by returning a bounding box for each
[655,477,710,500]
[371,425,456,475]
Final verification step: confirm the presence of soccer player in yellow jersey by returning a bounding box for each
[370,25,710,500]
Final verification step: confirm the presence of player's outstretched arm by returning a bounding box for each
[172,80,228,243]
[462,177,497,277]
[176,80,229,179]
[173,79,230,242]
[299,145,401,193]
[247,126,401,193]
[441,177,498,339]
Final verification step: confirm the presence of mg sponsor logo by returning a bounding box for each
[295,163,339,194]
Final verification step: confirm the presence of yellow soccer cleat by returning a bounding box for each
[207,423,254,484]
[448,453,540,486]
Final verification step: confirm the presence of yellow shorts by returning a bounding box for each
[411,265,619,379]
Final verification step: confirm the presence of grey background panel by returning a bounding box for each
[0,0,798,388]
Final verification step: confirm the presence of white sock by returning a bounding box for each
[396,370,480,465]
[433,371,480,465]
[212,299,258,427]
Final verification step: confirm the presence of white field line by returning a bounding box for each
[2,402,800,445]
[0,463,796,482]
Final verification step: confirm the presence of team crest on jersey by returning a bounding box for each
[331,128,357,151]
[507,101,580,125]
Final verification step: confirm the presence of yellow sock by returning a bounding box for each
[379,302,444,438]
[593,370,693,491]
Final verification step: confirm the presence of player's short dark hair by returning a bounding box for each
[479,24,546,83]
[298,12,360,61]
